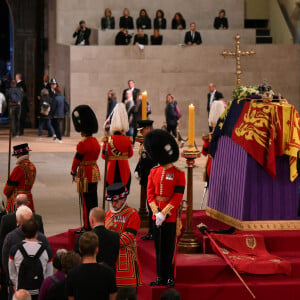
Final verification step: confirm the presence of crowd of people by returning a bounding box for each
[73,8,229,46]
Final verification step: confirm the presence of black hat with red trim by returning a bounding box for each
[12,143,31,156]
[106,182,128,201]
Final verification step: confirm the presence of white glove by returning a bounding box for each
[155,212,166,227]
[134,171,140,180]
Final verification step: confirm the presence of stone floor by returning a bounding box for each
[0,128,207,236]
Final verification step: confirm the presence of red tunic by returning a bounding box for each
[71,136,101,192]
[147,165,186,222]
[201,139,212,179]
[3,157,36,213]
[101,134,133,187]
[105,205,142,287]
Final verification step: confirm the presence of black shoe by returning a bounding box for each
[166,278,175,288]
[149,278,165,286]
[141,233,154,241]
[74,228,86,234]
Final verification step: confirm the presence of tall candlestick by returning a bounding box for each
[142,91,147,120]
[188,104,195,147]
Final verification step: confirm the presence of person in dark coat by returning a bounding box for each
[52,85,67,142]
[106,89,117,118]
[122,80,140,103]
[207,82,224,114]
[115,28,132,45]
[38,88,55,138]
[119,8,134,29]
[101,8,115,30]
[74,207,120,273]
[136,9,151,30]
[165,94,178,138]
[15,73,28,136]
[214,9,228,29]
[184,23,202,45]
[153,9,166,29]
[133,29,148,45]
[73,20,91,45]
[151,29,163,45]
[171,12,186,30]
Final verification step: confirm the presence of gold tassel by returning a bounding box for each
[176,217,182,237]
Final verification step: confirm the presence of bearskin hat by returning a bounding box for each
[72,105,98,135]
[143,129,179,165]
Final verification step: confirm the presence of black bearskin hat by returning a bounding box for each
[144,129,179,165]
[72,105,98,135]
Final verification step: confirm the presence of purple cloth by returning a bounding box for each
[208,136,300,221]
[38,270,65,300]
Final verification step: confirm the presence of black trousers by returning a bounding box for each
[52,117,63,140]
[153,222,176,281]
[167,124,177,138]
[80,182,98,230]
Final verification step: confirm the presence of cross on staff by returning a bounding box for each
[221,34,256,87]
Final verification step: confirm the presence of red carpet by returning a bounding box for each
[48,211,300,300]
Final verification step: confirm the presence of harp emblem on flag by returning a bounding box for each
[245,235,257,250]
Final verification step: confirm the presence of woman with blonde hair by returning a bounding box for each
[101,8,115,30]
[102,103,133,191]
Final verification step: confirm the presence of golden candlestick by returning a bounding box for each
[221,34,256,87]
[142,91,147,120]
[188,104,195,147]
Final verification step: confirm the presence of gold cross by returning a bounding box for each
[221,34,256,87]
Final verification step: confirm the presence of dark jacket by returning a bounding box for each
[153,18,167,29]
[184,31,202,45]
[74,225,120,272]
[119,16,134,29]
[101,17,115,30]
[207,90,224,113]
[52,93,66,118]
[122,88,140,103]
[151,35,163,45]
[172,18,186,29]
[7,87,22,105]
[133,34,148,45]
[214,17,228,29]
[106,98,117,118]
[73,28,91,45]
[115,31,132,45]
[136,17,151,29]
[165,102,178,127]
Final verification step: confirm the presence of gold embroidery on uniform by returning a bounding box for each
[149,202,158,214]
[161,204,174,216]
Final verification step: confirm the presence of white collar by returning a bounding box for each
[16,155,29,164]
[110,201,127,214]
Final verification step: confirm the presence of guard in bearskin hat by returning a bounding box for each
[144,129,186,287]
[3,143,36,212]
[71,105,101,231]
[134,120,157,240]
[104,182,142,288]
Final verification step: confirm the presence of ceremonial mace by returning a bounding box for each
[102,140,109,210]
[197,223,256,299]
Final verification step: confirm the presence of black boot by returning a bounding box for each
[166,278,175,288]
[141,233,154,240]
[149,277,165,286]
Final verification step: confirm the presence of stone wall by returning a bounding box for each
[68,44,300,137]
[57,0,244,44]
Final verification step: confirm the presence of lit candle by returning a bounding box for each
[188,104,195,147]
[142,91,147,120]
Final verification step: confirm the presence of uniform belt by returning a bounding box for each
[15,190,31,194]
[156,196,171,202]
[79,160,97,166]
[108,156,128,160]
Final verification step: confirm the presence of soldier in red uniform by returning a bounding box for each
[102,103,133,191]
[3,143,36,213]
[144,129,186,288]
[105,182,142,288]
[71,105,100,231]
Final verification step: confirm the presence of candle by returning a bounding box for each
[142,91,147,120]
[188,104,195,147]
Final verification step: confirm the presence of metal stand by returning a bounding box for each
[177,146,201,253]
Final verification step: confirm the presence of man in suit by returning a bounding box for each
[15,73,28,136]
[184,23,202,45]
[73,20,91,45]
[74,207,119,273]
[122,80,140,103]
[207,83,224,131]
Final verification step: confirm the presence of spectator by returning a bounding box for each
[214,9,228,29]
[16,73,28,136]
[165,94,179,138]
[0,89,6,116]
[74,207,120,273]
[39,75,50,94]
[161,289,181,300]
[115,28,132,45]
[73,20,91,45]
[133,29,148,46]
[66,232,117,300]
[45,251,81,300]
[122,80,140,103]
[13,289,32,300]
[101,8,115,30]
[106,90,117,118]
[7,79,22,137]
[151,29,163,45]
[116,287,137,300]
[38,249,67,300]
[153,10,166,29]
[49,78,57,99]
[136,9,151,30]
[9,217,53,300]
[38,88,55,139]
[124,90,136,137]
[105,183,142,288]
[184,23,202,45]
[119,8,134,30]
[207,83,224,115]
[52,85,68,143]
[172,12,186,30]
